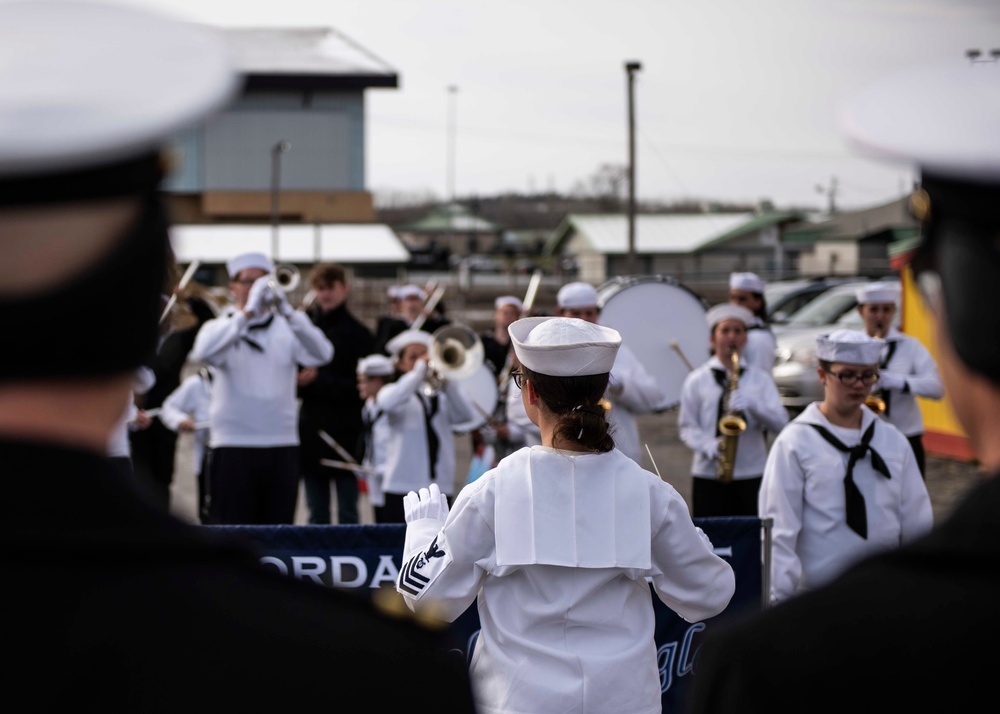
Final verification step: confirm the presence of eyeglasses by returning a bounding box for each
[824,368,880,386]
[509,368,524,389]
[231,278,256,286]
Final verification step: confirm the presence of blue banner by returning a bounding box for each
[213,517,764,712]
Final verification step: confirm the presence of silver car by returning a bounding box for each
[771,279,900,411]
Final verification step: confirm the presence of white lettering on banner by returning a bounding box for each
[370,555,400,589]
[657,622,706,693]
[257,554,400,589]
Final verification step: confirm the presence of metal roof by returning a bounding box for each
[169,224,410,264]
[221,28,399,89]
[546,213,757,256]
[399,203,504,233]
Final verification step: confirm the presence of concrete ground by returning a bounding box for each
[168,407,983,527]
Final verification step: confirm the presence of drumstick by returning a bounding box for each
[318,429,358,464]
[411,285,447,332]
[159,259,201,325]
[522,269,543,316]
[471,400,500,428]
[321,459,378,476]
[670,340,695,372]
[645,444,661,478]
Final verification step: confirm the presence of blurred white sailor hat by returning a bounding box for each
[398,284,426,301]
[226,252,274,279]
[357,354,395,377]
[816,329,883,365]
[0,0,239,179]
[508,316,620,377]
[729,272,766,294]
[495,295,523,311]
[856,282,901,306]
[386,329,433,357]
[556,282,599,309]
[706,303,754,329]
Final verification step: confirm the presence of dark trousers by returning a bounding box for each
[129,422,179,512]
[908,434,927,479]
[303,469,359,525]
[692,476,762,518]
[206,446,299,525]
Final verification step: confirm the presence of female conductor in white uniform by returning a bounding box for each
[396,316,735,714]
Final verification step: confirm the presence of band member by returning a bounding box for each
[678,304,788,517]
[555,281,666,465]
[190,251,334,524]
[356,353,395,523]
[395,316,735,714]
[375,329,477,523]
[107,366,156,481]
[297,262,374,525]
[158,366,214,523]
[687,60,1000,714]
[481,295,522,376]
[0,2,476,709]
[475,295,526,469]
[374,284,448,354]
[759,329,932,605]
[855,281,943,477]
[728,271,777,372]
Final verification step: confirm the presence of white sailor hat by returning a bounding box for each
[357,354,395,377]
[706,303,754,329]
[398,284,427,301]
[856,282,901,306]
[556,282,599,309]
[0,0,238,179]
[729,272,766,294]
[508,317,621,377]
[226,252,274,279]
[816,329,883,365]
[386,329,433,357]
[387,286,403,299]
[495,295,524,311]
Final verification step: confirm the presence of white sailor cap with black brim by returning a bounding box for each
[840,61,1000,382]
[0,0,239,186]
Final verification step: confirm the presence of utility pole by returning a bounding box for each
[625,61,641,276]
[816,175,837,215]
[270,140,290,259]
[447,85,458,202]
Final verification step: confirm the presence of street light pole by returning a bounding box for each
[447,85,458,202]
[271,140,291,259]
[625,61,642,276]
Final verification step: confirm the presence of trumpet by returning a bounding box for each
[423,323,485,396]
[865,390,887,414]
[262,263,300,313]
[717,351,747,484]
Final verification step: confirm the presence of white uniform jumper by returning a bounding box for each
[191,308,333,447]
[873,327,944,437]
[679,355,788,480]
[759,402,933,604]
[397,446,735,714]
[376,361,477,498]
[606,343,667,465]
[159,367,213,477]
[361,397,390,507]
[742,317,777,372]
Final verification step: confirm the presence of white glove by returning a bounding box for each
[245,275,272,315]
[402,483,450,524]
[727,388,749,414]
[877,372,905,391]
[699,438,721,461]
[272,286,294,318]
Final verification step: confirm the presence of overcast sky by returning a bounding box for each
[75,0,1000,210]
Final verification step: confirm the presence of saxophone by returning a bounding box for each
[716,351,747,484]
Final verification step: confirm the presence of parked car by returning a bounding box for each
[765,277,861,325]
[771,278,901,411]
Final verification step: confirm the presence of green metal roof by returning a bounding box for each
[399,203,503,233]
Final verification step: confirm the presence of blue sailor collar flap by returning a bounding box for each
[494,447,652,568]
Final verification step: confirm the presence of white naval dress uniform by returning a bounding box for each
[191,307,333,447]
[375,361,477,498]
[759,402,933,605]
[159,368,213,477]
[872,327,944,437]
[397,446,735,714]
[504,381,541,448]
[678,356,788,480]
[107,366,156,459]
[606,343,666,465]
[360,397,390,507]
[742,317,777,372]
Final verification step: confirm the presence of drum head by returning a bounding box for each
[597,275,709,411]
[452,363,500,433]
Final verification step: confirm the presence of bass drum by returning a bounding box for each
[451,363,500,434]
[597,275,709,411]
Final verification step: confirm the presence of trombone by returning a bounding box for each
[423,323,486,396]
